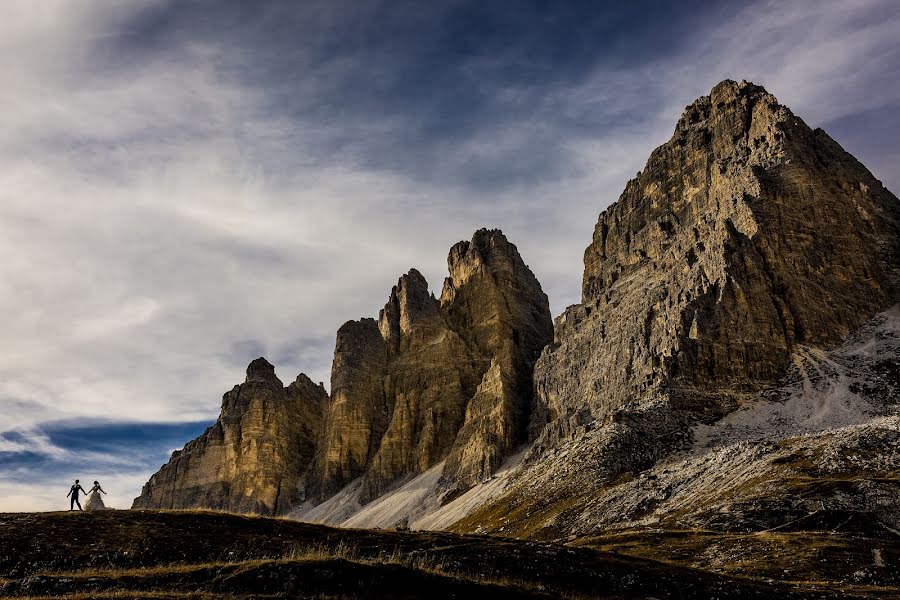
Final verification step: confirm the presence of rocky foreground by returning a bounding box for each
[1,510,896,599]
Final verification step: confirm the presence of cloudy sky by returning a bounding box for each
[1,0,898,512]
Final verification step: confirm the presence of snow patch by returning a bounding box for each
[692,305,900,450]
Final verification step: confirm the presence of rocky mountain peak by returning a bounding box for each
[442,228,522,304]
[289,372,328,396]
[309,229,553,505]
[378,268,441,350]
[134,355,327,515]
[244,357,279,384]
[135,81,899,549]
[493,79,900,538]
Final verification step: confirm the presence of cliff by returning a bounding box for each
[135,81,900,540]
[314,229,553,504]
[454,79,900,539]
[132,358,327,514]
[135,230,552,513]
[528,80,900,450]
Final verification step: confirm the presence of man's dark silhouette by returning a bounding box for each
[67,479,86,511]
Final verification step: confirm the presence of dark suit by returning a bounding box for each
[68,484,86,510]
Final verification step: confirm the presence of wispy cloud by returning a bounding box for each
[1,0,898,510]
[0,430,67,460]
[0,420,209,511]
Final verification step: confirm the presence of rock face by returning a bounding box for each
[530,79,900,457]
[313,318,389,500]
[136,81,900,538]
[314,229,553,503]
[135,229,552,513]
[451,79,900,541]
[133,358,327,515]
[439,233,555,488]
[452,304,900,542]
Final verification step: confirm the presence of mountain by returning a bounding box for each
[132,359,327,514]
[134,80,900,569]
[444,80,900,540]
[134,229,553,514]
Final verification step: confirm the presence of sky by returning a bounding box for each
[1,0,899,512]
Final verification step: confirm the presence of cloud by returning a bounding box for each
[0,0,898,510]
[0,420,209,511]
[0,430,67,460]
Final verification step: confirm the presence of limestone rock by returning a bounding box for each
[132,81,900,538]
[314,319,388,499]
[132,358,327,515]
[361,270,478,502]
[452,79,900,541]
[312,229,553,504]
[531,80,900,454]
[441,230,554,488]
[135,230,551,516]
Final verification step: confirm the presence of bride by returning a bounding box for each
[84,481,108,511]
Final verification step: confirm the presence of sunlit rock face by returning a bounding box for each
[530,79,900,458]
[449,80,900,542]
[135,230,552,514]
[439,231,555,491]
[136,80,900,534]
[315,229,554,504]
[132,358,327,515]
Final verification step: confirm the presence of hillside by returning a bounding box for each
[0,510,895,599]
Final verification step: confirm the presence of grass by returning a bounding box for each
[0,509,832,599]
[573,528,900,596]
[449,470,646,541]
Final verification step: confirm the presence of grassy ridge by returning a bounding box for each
[0,510,890,599]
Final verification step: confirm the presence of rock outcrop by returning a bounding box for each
[452,304,900,541]
[530,79,900,456]
[135,229,552,513]
[453,79,900,540]
[313,318,389,500]
[133,358,327,515]
[314,229,553,503]
[439,232,555,488]
[136,80,900,540]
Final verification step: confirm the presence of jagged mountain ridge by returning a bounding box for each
[313,229,553,506]
[532,79,900,452]
[134,229,552,514]
[449,79,900,539]
[134,80,900,547]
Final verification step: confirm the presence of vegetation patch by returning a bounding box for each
[0,510,836,599]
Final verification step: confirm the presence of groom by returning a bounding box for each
[67,479,87,511]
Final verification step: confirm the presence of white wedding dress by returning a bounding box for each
[84,485,108,511]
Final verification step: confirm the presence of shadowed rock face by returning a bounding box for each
[313,318,389,500]
[440,231,555,489]
[315,230,553,503]
[530,80,900,458]
[132,358,328,515]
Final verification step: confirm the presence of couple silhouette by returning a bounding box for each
[67,479,107,511]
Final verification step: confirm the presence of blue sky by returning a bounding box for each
[1,0,899,511]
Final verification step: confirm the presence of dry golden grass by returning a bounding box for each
[3,509,895,598]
